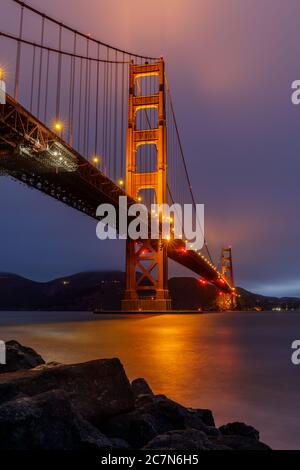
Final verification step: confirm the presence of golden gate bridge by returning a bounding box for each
[0,0,236,311]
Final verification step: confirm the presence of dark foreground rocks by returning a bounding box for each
[131,377,154,398]
[0,341,271,451]
[102,394,217,448]
[0,357,134,425]
[0,340,44,374]
[0,390,113,450]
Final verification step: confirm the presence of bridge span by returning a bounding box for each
[0,0,236,309]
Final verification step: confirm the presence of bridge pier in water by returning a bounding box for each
[122,60,172,312]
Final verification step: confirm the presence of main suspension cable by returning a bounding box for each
[11,0,159,61]
[165,76,214,264]
[0,31,129,64]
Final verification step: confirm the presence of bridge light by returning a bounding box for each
[0,67,5,81]
[137,196,142,202]
[53,121,63,133]
[92,155,101,168]
[119,179,124,187]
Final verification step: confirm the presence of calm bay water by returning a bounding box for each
[0,310,299,450]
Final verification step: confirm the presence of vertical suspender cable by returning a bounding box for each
[95,43,100,157]
[78,58,83,151]
[37,16,45,118]
[108,56,113,177]
[14,5,24,100]
[87,55,92,157]
[69,33,77,146]
[30,46,36,113]
[104,48,109,173]
[84,39,89,157]
[44,49,50,124]
[120,52,125,180]
[102,47,107,172]
[113,50,118,181]
[56,25,62,119]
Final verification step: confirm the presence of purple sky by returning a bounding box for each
[0,0,300,296]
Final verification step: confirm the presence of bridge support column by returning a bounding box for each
[217,247,237,310]
[122,59,171,312]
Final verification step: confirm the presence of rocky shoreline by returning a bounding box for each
[0,341,271,450]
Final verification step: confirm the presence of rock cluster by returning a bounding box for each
[0,341,271,450]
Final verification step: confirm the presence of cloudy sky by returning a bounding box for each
[0,0,300,296]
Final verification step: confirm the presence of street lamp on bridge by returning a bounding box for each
[53,120,63,135]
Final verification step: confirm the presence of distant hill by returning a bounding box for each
[0,272,124,311]
[0,272,299,311]
[236,287,300,311]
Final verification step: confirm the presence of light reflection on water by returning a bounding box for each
[0,310,299,450]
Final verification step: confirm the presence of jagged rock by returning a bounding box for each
[219,422,260,440]
[0,390,113,450]
[102,394,216,448]
[0,358,134,425]
[187,407,215,428]
[33,362,62,371]
[131,378,154,398]
[143,429,218,450]
[0,340,44,374]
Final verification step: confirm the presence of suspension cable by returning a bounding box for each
[0,31,129,64]
[14,4,24,100]
[11,0,159,61]
[165,76,214,264]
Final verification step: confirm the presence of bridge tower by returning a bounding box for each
[122,59,171,312]
[218,247,237,310]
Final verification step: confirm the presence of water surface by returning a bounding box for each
[0,310,299,450]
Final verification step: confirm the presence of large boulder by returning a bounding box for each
[209,434,271,450]
[0,340,44,374]
[0,390,113,450]
[188,407,215,428]
[102,394,217,448]
[143,429,218,450]
[131,378,154,399]
[215,422,270,450]
[144,427,271,451]
[219,422,260,440]
[0,358,134,425]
